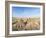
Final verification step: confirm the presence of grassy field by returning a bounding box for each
[12,17,40,31]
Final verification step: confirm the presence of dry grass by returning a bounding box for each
[12,17,40,31]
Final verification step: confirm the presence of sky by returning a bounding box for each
[12,7,40,18]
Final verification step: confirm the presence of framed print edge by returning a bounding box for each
[5,1,45,37]
[5,1,9,37]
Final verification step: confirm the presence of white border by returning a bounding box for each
[9,4,43,34]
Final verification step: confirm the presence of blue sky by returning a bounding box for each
[12,7,40,17]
